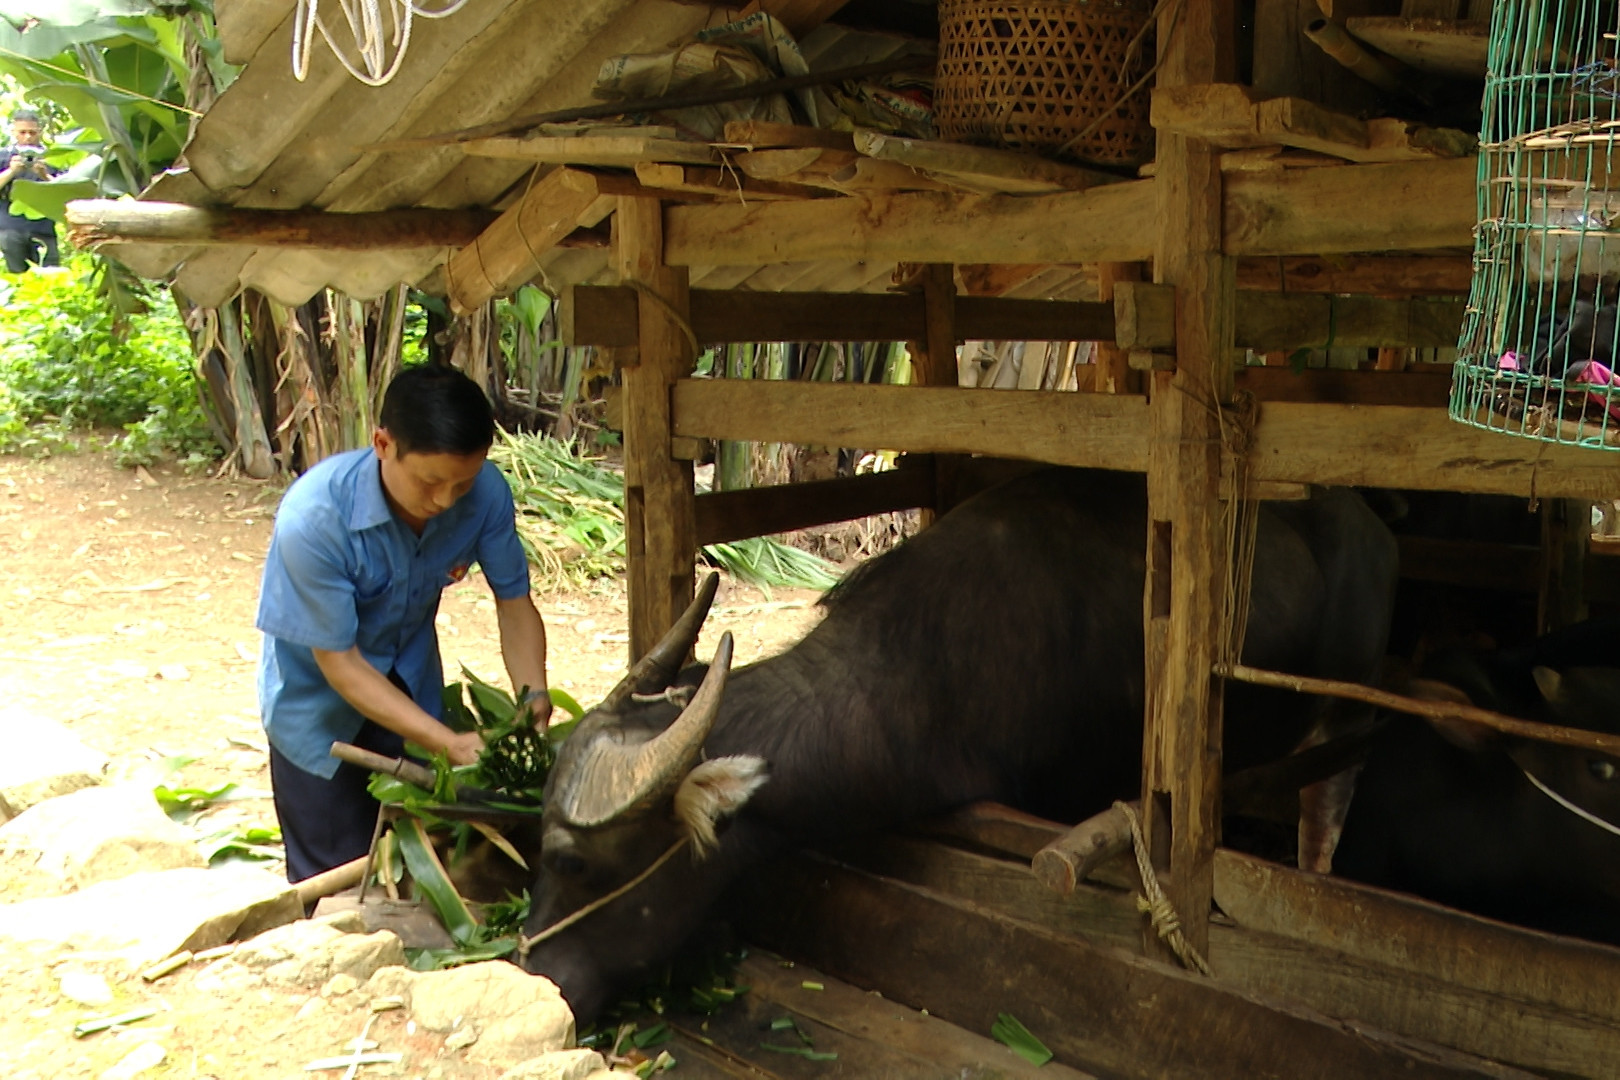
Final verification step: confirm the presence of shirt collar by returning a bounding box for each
[350,452,395,532]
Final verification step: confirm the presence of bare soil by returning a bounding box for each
[0,446,825,1080]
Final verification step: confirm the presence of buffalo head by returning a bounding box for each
[519,575,768,1021]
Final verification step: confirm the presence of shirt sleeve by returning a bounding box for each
[473,464,531,601]
[256,505,361,652]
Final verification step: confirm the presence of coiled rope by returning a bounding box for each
[293,0,472,86]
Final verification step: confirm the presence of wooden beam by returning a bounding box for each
[1252,403,1620,500]
[66,200,500,250]
[827,832,1620,1078]
[852,129,1124,194]
[615,198,697,662]
[665,157,1479,268]
[633,162,822,201]
[1343,16,1488,79]
[446,167,613,316]
[733,147,957,193]
[1234,366,1453,406]
[664,181,1160,267]
[738,851,1535,1080]
[1234,255,1473,295]
[1151,84,1475,163]
[560,285,1116,347]
[1226,157,1477,256]
[694,465,937,546]
[672,380,1150,473]
[1234,294,1464,349]
[722,119,856,151]
[458,134,719,167]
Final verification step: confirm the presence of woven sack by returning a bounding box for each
[935,0,1155,167]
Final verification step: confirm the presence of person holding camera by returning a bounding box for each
[0,110,59,273]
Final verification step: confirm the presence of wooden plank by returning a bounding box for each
[828,834,1620,1078]
[722,119,856,151]
[1094,264,1143,394]
[734,147,955,193]
[917,263,957,390]
[446,167,612,316]
[1540,498,1592,633]
[1225,157,1478,256]
[725,954,1098,1079]
[458,134,719,166]
[852,128,1123,195]
[1234,255,1473,296]
[737,851,1537,1080]
[693,466,937,546]
[616,197,697,662]
[1251,403,1620,500]
[672,380,1150,473]
[633,162,822,201]
[1234,367,1453,406]
[1234,294,1464,349]
[561,285,1116,347]
[665,181,1160,267]
[1344,17,1489,79]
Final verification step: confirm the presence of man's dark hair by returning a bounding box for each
[378,364,495,457]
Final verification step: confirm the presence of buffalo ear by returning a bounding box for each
[1532,666,1564,705]
[673,755,768,857]
[1409,677,1500,752]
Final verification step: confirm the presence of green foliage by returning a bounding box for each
[490,428,842,592]
[0,252,216,463]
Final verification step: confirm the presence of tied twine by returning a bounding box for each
[1216,390,1261,672]
[517,837,688,958]
[1114,800,1212,976]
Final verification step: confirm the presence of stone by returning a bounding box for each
[498,1049,607,1080]
[0,706,108,822]
[99,1041,166,1080]
[322,972,360,997]
[365,961,574,1066]
[444,1025,479,1050]
[234,916,405,987]
[0,784,204,897]
[0,864,301,968]
[57,968,114,1006]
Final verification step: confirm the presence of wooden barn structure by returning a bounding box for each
[77,0,1620,1074]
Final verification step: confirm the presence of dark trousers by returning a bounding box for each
[269,717,405,883]
[0,227,58,273]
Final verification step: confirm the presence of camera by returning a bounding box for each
[15,145,42,166]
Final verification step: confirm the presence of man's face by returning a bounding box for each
[373,428,487,529]
[11,120,41,148]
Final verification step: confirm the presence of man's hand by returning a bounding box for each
[444,729,487,767]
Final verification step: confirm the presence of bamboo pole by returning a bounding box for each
[1303,18,1428,104]
[1215,663,1620,757]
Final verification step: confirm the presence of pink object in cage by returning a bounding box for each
[1569,360,1620,422]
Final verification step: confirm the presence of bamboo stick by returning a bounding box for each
[294,855,370,907]
[1303,19,1429,105]
[1215,662,1620,757]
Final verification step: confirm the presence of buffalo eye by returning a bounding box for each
[549,851,588,878]
[1589,759,1618,783]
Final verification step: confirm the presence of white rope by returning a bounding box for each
[1521,766,1620,838]
[292,0,472,87]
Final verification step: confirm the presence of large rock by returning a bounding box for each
[0,864,300,968]
[0,705,108,822]
[498,1049,607,1080]
[232,912,406,986]
[368,961,574,1065]
[0,784,203,898]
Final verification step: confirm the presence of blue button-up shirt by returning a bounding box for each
[256,448,530,777]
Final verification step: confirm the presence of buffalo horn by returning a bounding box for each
[555,632,735,828]
[599,573,720,713]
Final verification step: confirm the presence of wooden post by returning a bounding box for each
[1140,0,1237,966]
[1540,499,1591,634]
[1095,263,1143,394]
[614,197,698,661]
[916,264,958,523]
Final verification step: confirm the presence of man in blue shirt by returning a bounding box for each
[257,365,549,882]
[0,110,59,273]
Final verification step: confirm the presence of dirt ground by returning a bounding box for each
[0,445,826,1079]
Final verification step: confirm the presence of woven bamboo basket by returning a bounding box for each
[934,0,1156,168]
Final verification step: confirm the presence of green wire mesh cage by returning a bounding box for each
[1452,0,1620,449]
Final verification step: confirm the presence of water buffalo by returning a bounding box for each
[521,467,1399,1021]
[1335,622,1620,942]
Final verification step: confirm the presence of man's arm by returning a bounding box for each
[495,593,549,724]
[311,646,486,765]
